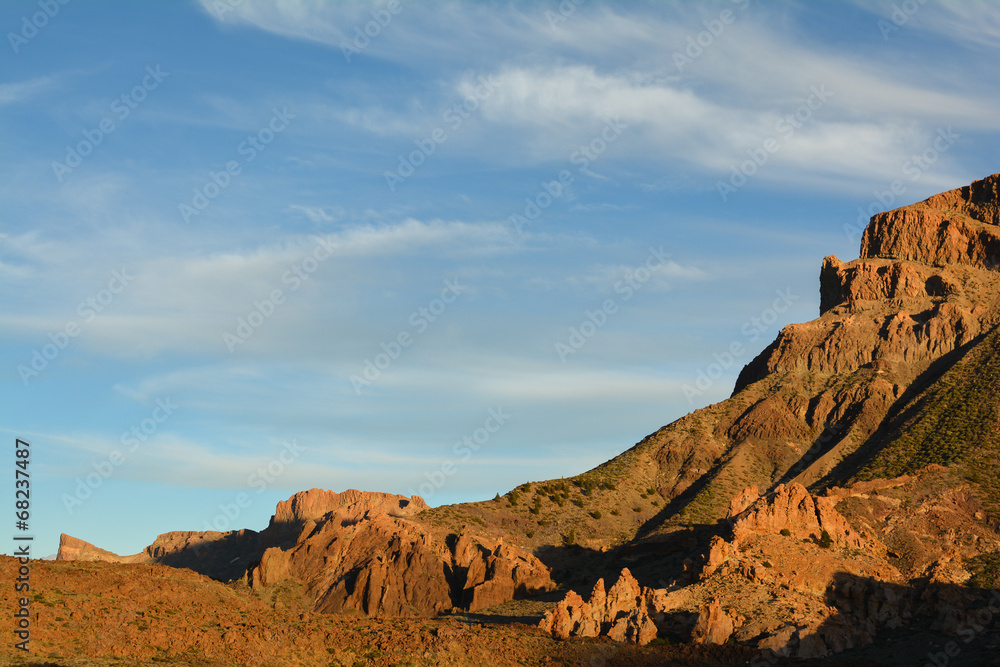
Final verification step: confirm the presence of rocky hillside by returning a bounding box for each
[56,174,1000,663]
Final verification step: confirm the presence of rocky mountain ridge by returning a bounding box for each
[57,174,1000,661]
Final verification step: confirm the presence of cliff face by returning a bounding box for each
[615,175,1000,535]
[739,174,1000,393]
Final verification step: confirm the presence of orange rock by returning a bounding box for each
[691,598,734,645]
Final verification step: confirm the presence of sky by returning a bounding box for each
[2,0,998,558]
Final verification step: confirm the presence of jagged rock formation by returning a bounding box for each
[538,569,661,645]
[249,511,552,617]
[58,488,553,617]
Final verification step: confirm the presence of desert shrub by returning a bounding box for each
[590,510,602,520]
[818,530,832,548]
[965,552,1000,588]
[780,528,792,536]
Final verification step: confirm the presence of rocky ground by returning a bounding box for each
[1,556,782,666]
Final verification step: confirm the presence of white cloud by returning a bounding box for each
[0,218,524,358]
[0,76,55,106]
[193,1,998,193]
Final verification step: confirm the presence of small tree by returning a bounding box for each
[818,530,832,548]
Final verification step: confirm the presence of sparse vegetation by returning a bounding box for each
[858,326,1000,515]
[965,552,1000,588]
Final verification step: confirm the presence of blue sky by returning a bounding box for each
[2,0,998,558]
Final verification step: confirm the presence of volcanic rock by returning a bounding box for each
[538,568,660,645]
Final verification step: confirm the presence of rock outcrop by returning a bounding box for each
[250,508,552,617]
[729,482,867,549]
[738,175,1000,393]
[690,598,737,645]
[270,488,427,526]
[59,488,553,618]
[56,534,123,563]
[538,569,661,645]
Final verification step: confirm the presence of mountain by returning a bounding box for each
[55,174,1000,662]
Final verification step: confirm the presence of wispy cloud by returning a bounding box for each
[0,76,56,106]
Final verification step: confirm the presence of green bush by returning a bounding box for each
[780,528,791,537]
[818,530,832,548]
